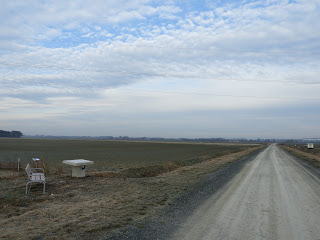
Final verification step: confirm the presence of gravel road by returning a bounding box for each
[108,144,320,240]
[172,144,320,240]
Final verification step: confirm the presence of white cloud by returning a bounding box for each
[1,0,320,137]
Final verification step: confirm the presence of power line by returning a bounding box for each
[1,73,319,101]
[114,88,320,101]
[1,61,320,85]
[119,44,320,55]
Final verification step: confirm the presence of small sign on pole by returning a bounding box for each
[32,158,41,168]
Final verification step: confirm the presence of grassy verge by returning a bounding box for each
[279,144,320,169]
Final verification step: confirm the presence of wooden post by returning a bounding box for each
[18,158,20,171]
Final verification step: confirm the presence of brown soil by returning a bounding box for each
[0,146,263,240]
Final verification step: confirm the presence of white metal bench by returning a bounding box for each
[25,163,46,194]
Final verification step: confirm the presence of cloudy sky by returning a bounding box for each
[1,0,319,139]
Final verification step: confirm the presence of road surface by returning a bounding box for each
[172,144,320,240]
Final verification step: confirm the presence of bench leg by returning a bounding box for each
[26,182,46,194]
[26,182,31,194]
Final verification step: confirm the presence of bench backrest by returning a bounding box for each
[26,163,32,179]
[25,163,32,177]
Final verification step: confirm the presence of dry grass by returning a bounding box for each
[0,139,263,240]
[280,144,320,169]
[0,170,24,179]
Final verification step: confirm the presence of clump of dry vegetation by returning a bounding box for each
[0,138,263,240]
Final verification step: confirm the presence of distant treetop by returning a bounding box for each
[0,130,23,138]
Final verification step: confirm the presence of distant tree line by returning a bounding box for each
[23,135,291,143]
[21,134,320,143]
[0,130,23,138]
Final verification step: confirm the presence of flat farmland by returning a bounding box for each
[0,138,256,175]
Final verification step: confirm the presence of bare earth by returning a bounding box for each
[172,144,320,240]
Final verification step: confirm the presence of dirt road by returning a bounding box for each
[172,144,320,240]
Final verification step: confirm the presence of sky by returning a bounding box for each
[0,0,320,139]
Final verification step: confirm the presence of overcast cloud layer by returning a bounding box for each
[1,0,320,138]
